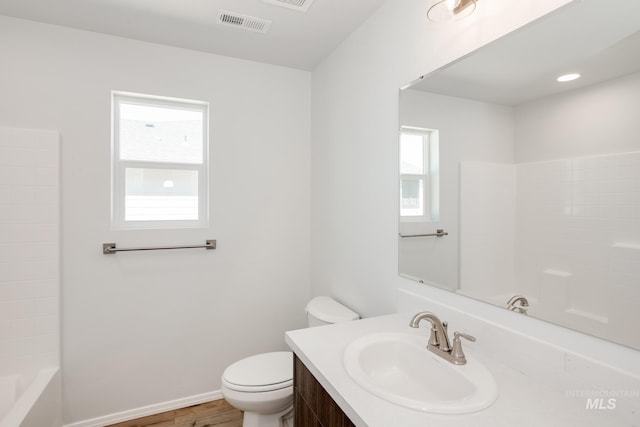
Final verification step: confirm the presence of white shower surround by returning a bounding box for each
[0,369,61,427]
[460,151,640,349]
[0,127,61,426]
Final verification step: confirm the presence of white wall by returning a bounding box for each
[0,127,60,383]
[399,90,514,290]
[0,16,311,425]
[459,162,516,300]
[515,72,640,162]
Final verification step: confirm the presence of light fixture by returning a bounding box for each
[557,73,581,82]
[427,0,477,22]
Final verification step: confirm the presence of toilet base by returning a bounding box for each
[242,404,293,427]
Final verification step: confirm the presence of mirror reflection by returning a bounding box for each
[398,0,640,350]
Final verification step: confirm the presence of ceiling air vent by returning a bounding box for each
[217,10,272,33]
[262,0,316,13]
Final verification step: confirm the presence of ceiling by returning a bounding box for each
[410,0,640,105]
[0,0,388,70]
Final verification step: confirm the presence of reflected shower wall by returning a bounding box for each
[460,152,640,348]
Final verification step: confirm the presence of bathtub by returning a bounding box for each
[0,368,61,427]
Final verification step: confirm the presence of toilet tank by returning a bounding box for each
[305,296,360,327]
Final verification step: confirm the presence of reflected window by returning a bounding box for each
[399,127,439,221]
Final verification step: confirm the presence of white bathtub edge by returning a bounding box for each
[0,367,60,427]
[63,390,223,427]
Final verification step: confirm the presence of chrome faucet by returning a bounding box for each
[506,295,529,314]
[409,311,475,365]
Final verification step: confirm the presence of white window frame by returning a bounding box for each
[111,91,209,230]
[399,126,439,223]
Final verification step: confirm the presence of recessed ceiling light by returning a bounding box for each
[557,73,581,82]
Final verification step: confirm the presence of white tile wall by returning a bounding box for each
[516,152,640,348]
[460,152,640,349]
[0,127,60,379]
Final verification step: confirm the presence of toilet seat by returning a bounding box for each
[222,351,293,393]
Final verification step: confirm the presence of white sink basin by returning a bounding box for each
[343,332,497,414]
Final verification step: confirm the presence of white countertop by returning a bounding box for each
[285,313,628,427]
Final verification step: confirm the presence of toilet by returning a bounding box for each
[221,296,359,427]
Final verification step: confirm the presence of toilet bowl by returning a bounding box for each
[221,296,359,427]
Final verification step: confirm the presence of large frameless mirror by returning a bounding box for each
[398,0,640,350]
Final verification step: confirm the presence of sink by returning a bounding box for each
[343,332,497,414]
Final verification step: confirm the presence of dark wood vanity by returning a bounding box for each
[294,355,356,427]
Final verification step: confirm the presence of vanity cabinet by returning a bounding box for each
[294,355,356,427]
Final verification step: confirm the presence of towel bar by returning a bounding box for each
[103,240,216,254]
[399,229,448,238]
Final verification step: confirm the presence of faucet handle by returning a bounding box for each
[454,332,475,342]
[451,332,476,365]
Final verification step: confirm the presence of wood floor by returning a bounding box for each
[106,399,243,427]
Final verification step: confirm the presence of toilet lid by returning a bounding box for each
[223,351,293,391]
[305,296,359,324]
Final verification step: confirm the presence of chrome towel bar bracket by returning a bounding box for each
[103,240,216,254]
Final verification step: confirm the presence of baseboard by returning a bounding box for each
[63,390,224,427]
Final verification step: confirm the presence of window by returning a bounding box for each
[112,92,208,229]
[399,126,439,222]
